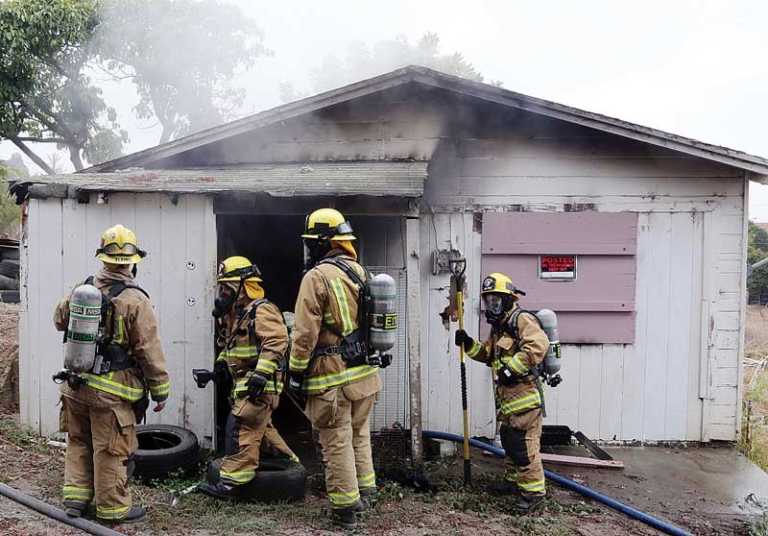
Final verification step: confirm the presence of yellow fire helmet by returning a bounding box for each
[217,256,263,283]
[302,208,356,241]
[481,272,526,297]
[95,224,146,265]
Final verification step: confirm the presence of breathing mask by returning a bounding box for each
[303,238,330,271]
[483,293,511,324]
[212,284,238,318]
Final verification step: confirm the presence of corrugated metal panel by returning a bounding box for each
[20,194,216,439]
[26,162,427,197]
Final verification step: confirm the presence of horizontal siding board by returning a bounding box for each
[449,175,743,197]
[459,156,742,179]
[483,211,637,254]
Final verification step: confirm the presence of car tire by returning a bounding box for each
[132,424,200,480]
[0,290,19,303]
[206,456,306,502]
[0,248,19,261]
[0,260,19,279]
[0,275,19,291]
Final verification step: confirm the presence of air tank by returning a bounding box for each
[535,308,561,376]
[368,273,397,352]
[64,284,102,373]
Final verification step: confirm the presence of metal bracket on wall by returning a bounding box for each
[431,248,463,275]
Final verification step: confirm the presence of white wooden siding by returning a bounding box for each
[20,194,217,439]
[424,134,747,442]
[418,212,496,438]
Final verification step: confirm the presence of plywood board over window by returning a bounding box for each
[482,212,638,344]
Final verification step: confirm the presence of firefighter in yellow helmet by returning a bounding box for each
[289,208,381,529]
[454,272,549,511]
[199,256,291,498]
[53,224,170,523]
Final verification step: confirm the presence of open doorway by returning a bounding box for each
[215,209,409,462]
[216,214,313,459]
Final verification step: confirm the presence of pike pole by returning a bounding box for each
[449,257,471,486]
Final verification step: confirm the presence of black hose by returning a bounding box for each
[422,430,692,536]
[0,483,125,536]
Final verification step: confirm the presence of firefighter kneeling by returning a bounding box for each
[199,256,292,498]
[455,272,549,511]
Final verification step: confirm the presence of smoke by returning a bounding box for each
[91,0,269,145]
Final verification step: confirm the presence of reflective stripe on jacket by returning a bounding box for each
[466,306,549,416]
[54,266,170,404]
[217,299,288,399]
[289,251,380,396]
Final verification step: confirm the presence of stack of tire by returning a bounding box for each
[0,239,19,304]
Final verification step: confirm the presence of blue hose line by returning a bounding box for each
[422,430,691,536]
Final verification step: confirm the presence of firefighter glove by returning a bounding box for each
[454,329,474,352]
[287,371,304,393]
[246,372,268,399]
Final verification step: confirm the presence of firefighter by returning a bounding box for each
[288,208,380,529]
[454,272,549,511]
[54,224,170,523]
[199,256,290,498]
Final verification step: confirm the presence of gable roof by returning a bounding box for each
[84,65,768,177]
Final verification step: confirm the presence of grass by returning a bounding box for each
[0,414,51,456]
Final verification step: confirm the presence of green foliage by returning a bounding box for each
[749,222,768,300]
[0,0,262,168]
[95,0,267,143]
[0,163,21,236]
[0,0,126,169]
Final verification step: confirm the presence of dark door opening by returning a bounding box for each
[216,214,314,459]
[214,211,407,463]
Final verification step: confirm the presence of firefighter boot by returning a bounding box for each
[198,481,240,500]
[331,506,357,529]
[109,506,146,524]
[487,480,521,496]
[514,494,545,512]
[64,501,87,518]
[360,487,378,508]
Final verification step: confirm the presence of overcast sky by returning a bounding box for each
[4,0,768,219]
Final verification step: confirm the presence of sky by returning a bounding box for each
[4,0,768,218]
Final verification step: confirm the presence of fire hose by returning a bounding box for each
[422,431,692,536]
[0,482,126,536]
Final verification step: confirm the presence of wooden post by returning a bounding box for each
[406,216,423,466]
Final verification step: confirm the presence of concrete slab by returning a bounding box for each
[544,445,768,534]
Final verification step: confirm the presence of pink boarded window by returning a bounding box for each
[481,212,637,344]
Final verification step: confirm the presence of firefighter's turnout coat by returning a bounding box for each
[290,250,381,509]
[53,265,169,520]
[289,252,380,397]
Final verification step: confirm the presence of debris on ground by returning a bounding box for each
[0,303,19,414]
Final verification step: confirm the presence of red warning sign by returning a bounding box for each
[539,255,577,280]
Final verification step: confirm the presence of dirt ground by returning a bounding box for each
[0,412,757,536]
[0,305,762,535]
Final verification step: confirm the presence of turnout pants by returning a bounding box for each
[499,408,545,498]
[262,421,300,463]
[307,385,377,509]
[60,393,137,521]
[220,394,279,485]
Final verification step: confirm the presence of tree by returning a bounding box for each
[0,162,23,237]
[95,0,268,144]
[0,0,127,172]
[304,33,489,96]
[748,221,768,302]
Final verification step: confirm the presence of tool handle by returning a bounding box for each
[456,289,472,485]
